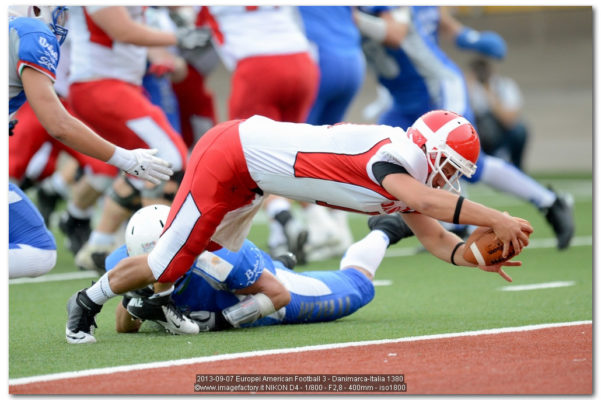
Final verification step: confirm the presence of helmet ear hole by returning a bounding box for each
[125,205,171,256]
[32,6,41,17]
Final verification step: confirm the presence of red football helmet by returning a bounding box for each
[407,110,480,194]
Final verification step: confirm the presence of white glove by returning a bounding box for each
[108,147,174,184]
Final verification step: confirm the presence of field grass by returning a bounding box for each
[8,176,593,379]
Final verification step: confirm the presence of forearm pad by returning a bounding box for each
[221,293,275,328]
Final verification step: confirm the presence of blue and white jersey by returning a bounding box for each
[361,6,473,129]
[8,183,56,250]
[106,239,375,326]
[9,17,61,116]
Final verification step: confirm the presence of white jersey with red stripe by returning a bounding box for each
[239,116,428,215]
[68,6,147,86]
[199,6,311,70]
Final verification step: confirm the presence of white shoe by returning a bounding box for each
[75,242,116,273]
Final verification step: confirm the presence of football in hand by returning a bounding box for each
[463,226,530,266]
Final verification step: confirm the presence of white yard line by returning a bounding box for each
[9,270,98,285]
[8,320,591,386]
[499,281,576,291]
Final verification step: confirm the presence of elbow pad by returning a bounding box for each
[455,27,507,59]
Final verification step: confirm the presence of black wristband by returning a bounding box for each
[451,241,465,266]
[453,196,465,225]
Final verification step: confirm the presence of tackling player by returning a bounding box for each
[108,205,516,334]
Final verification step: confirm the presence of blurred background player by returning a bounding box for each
[58,6,209,272]
[144,6,219,149]
[467,56,529,170]
[357,5,573,249]
[196,6,319,263]
[9,6,173,279]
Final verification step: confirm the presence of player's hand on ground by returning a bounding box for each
[477,259,522,282]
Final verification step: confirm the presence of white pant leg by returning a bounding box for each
[9,244,57,279]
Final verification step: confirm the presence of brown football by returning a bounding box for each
[463,227,529,266]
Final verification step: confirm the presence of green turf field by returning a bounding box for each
[8,175,593,379]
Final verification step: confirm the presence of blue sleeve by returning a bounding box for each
[104,245,129,272]
[15,19,60,79]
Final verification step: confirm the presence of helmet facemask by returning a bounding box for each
[425,142,477,195]
[48,6,69,46]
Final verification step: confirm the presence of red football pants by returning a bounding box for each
[69,79,188,174]
[229,52,319,122]
[148,119,259,283]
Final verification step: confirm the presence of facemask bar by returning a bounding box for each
[425,143,477,195]
[50,7,69,46]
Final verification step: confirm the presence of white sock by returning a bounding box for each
[67,201,94,219]
[339,230,389,277]
[88,231,116,246]
[480,155,556,209]
[85,273,116,305]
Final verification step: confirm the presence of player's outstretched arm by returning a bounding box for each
[22,68,173,184]
[402,213,523,282]
[382,173,532,257]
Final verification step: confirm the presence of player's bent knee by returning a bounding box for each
[108,178,142,212]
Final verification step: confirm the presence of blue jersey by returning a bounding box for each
[299,6,365,125]
[361,6,486,182]
[9,17,61,116]
[361,6,474,130]
[8,183,56,250]
[106,240,374,326]
[142,67,181,133]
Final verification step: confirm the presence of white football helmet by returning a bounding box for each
[125,204,170,256]
[8,6,69,45]
[407,110,480,194]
